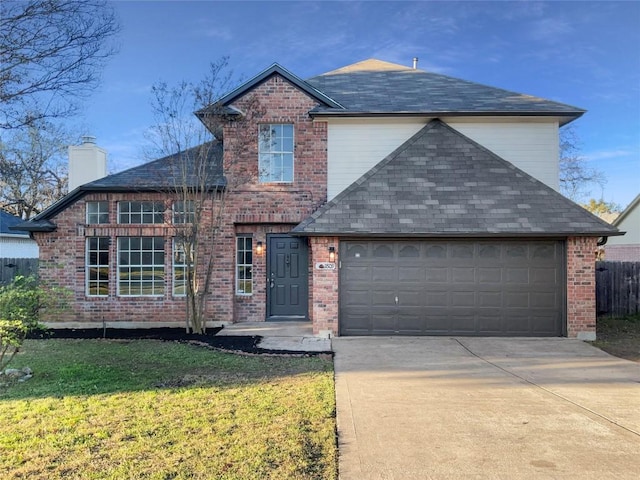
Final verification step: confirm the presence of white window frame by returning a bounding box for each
[258,123,294,183]
[117,237,165,297]
[86,237,109,296]
[236,236,253,295]
[173,200,195,224]
[172,239,193,297]
[86,201,109,224]
[117,201,165,224]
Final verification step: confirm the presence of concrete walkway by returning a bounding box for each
[217,321,331,352]
[333,337,640,480]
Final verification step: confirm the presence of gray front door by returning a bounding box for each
[340,239,565,336]
[267,235,308,320]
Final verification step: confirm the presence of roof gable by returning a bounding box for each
[306,59,585,122]
[293,119,619,237]
[197,63,343,117]
[613,193,640,228]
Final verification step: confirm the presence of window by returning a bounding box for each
[173,200,195,224]
[86,237,109,296]
[173,240,193,296]
[86,201,109,224]
[236,236,253,295]
[118,201,164,224]
[117,237,165,296]
[258,124,294,183]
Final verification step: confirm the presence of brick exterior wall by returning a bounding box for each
[566,236,598,340]
[34,73,329,328]
[309,236,339,336]
[604,244,640,262]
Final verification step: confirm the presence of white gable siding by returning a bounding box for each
[326,117,560,200]
[607,203,640,245]
[0,236,39,258]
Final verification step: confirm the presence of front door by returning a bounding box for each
[267,235,309,320]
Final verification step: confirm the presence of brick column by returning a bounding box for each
[566,237,598,340]
[309,236,339,336]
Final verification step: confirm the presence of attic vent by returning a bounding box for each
[412,57,418,69]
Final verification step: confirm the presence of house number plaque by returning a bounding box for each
[315,262,336,270]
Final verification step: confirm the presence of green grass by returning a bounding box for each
[592,313,640,362]
[0,339,337,479]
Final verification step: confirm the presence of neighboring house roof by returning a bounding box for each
[306,59,585,124]
[14,142,224,232]
[293,119,620,238]
[196,63,343,117]
[1,210,29,236]
[612,193,640,228]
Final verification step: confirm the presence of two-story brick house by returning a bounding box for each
[17,59,620,339]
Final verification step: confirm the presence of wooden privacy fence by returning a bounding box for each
[0,258,39,285]
[596,261,640,317]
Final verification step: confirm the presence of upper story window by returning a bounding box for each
[173,200,195,224]
[118,201,164,224]
[86,201,109,224]
[258,124,294,183]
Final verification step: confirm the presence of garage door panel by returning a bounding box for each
[505,268,529,283]
[505,292,529,308]
[340,240,564,336]
[451,291,476,307]
[452,267,475,283]
[425,292,449,307]
[426,267,449,282]
[478,267,502,283]
[398,266,425,282]
[372,266,396,281]
[531,268,557,284]
[343,290,371,307]
[478,292,502,307]
[342,265,370,281]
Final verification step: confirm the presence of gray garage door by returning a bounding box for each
[340,240,565,336]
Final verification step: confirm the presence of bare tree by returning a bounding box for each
[148,58,260,334]
[0,0,120,130]
[0,121,74,218]
[559,125,606,202]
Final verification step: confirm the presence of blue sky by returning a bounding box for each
[79,0,640,207]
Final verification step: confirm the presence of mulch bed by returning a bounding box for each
[26,327,330,356]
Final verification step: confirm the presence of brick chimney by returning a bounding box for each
[68,135,107,191]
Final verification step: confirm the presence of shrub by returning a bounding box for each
[0,276,67,371]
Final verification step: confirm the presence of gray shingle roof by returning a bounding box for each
[293,119,619,237]
[16,142,224,232]
[1,210,28,235]
[307,59,584,122]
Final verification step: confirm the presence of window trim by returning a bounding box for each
[173,200,196,224]
[117,201,165,225]
[172,239,193,297]
[258,123,294,183]
[117,236,165,297]
[236,236,253,296]
[86,237,109,297]
[86,201,109,224]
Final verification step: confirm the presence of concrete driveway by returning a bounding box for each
[333,337,640,479]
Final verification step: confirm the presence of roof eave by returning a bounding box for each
[309,110,585,124]
[292,230,622,238]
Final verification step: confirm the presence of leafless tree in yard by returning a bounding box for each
[559,124,606,202]
[148,57,263,334]
[0,0,120,130]
[0,121,76,218]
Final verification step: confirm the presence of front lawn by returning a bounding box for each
[0,339,336,479]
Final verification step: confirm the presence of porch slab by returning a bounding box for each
[217,321,332,352]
